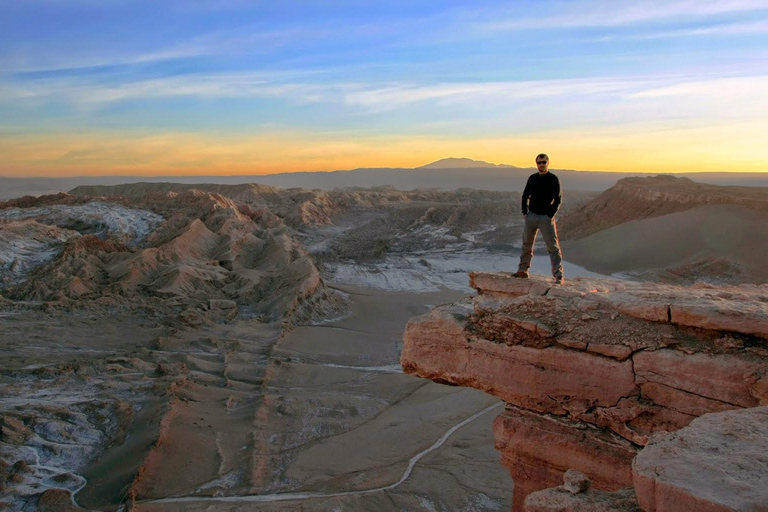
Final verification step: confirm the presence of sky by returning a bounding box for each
[1,0,768,177]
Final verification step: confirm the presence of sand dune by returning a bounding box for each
[563,204,768,283]
[559,175,768,284]
[560,175,768,240]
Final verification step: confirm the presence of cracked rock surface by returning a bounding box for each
[401,272,768,510]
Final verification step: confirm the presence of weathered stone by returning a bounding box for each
[586,343,633,360]
[495,407,638,511]
[639,382,736,417]
[402,273,768,512]
[616,300,670,323]
[470,271,538,296]
[546,286,588,299]
[524,486,641,512]
[556,336,587,351]
[633,406,768,512]
[402,307,637,415]
[563,469,590,494]
[671,300,768,339]
[634,350,768,409]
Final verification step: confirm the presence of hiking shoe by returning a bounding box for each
[512,272,529,279]
[555,276,565,285]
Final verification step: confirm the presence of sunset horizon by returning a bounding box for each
[3,1,768,177]
[3,3,768,510]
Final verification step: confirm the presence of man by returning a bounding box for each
[513,153,564,284]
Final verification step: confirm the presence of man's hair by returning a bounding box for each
[536,153,549,162]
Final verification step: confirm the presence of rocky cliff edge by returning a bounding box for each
[401,273,768,511]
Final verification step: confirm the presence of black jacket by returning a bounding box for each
[521,171,561,217]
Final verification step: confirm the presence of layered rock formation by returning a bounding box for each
[401,273,768,511]
[0,188,347,509]
[0,189,343,322]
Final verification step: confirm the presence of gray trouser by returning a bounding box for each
[517,213,564,278]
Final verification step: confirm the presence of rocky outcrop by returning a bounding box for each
[633,406,768,511]
[401,272,768,510]
[1,190,344,323]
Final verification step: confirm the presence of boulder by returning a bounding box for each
[494,406,637,511]
[633,406,768,512]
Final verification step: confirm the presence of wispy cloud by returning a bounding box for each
[596,19,768,41]
[342,78,649,110]
[629,75,768,98]
[0,73,643,110]
[1,25,322,75]
[0,70,336,106]
[5,69,767,141]
[482,0,768,30]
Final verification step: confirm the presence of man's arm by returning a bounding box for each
[549,175,561,218]
[521,177,532,215]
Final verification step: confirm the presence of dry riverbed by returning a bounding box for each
[1,284,511,511]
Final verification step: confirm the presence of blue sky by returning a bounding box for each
[2,0,768,175]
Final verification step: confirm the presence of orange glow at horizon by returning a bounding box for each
[2,121,767,177]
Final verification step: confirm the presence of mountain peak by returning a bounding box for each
[418,158,513,169]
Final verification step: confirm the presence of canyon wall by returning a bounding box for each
[401,273,768,511]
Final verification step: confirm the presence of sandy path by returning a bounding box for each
[131,285,511,511]
[136,402,503,506]
[1,284,511,511]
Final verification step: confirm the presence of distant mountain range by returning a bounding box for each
[417,157,516,169]
[2,157,768,200]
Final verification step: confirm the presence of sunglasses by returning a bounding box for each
[536,161,548,165]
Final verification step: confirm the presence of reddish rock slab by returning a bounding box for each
[671,297,768,340]
[575,397,695,446]
[469,272,768,339]
[402,305,637,415]
[633,406,768,512]
[495,406,638,512]
[470,272,552,296]
[634,349,768,409]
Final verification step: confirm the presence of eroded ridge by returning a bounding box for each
[401,272,768,511]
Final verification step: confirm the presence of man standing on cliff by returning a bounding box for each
[513,153,564,284]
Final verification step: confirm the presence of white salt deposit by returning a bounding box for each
[0,201,162,245]
[325,248,605,292]
[0,202,163,287]
[0,223,81,286]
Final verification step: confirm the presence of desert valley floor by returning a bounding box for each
[2,176,767,511]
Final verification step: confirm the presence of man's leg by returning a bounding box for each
[517,214,538,274]
[540,216,564,279]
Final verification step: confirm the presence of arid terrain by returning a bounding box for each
[4,158,768,201]
[560,175,768,284]
[2,173,767,511]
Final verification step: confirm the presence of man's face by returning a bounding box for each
[536,158,549,174]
